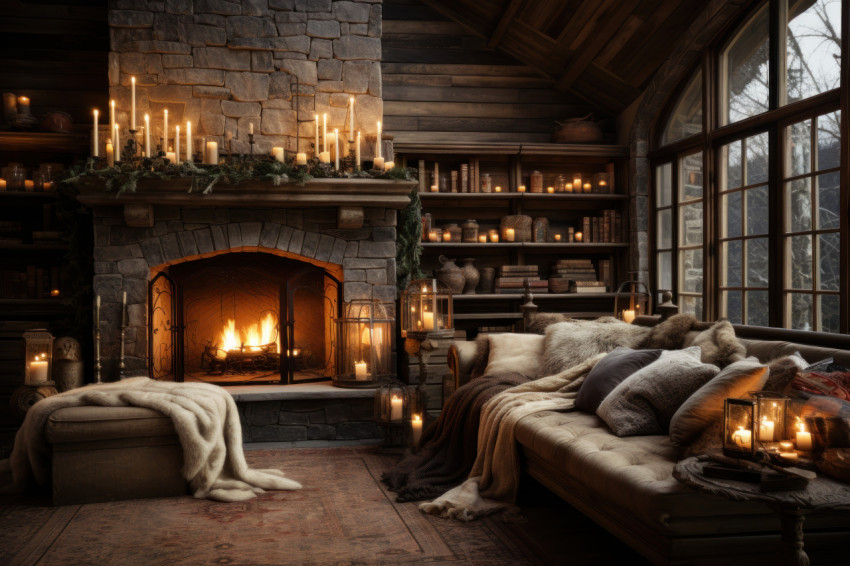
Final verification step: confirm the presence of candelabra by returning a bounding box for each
[93,324,102,384]
[122,129,143,167]
[118,322,127,380]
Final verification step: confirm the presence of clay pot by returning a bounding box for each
[461,258,480,295]
[41,111,73,134]
[552,113,603,144]
[436,255,464,294]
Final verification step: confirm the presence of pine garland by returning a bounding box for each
[396,187,424,289]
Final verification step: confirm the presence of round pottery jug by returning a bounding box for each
[436,255,464,294]
[461,258,480,295]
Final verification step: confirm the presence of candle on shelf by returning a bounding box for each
[583,182,592,193]
[109,100,116,142]
[322,113,327,153]
[92,109,99,157]
[622,309,636,323]
[50,289,60,297]
[17,96,30,115]
[494,186,502,192]
[373,156,384,170]
[295,152,307,166]
[575,231,583,242]
[428,231,439,242]
[411,414,423,445]
[390,394,403,421]
[517,185,526,193]
[273,147,284,162]
[731,426,753,450]
[130,76,136,130]
[355,131,361,170]
[384,160,394,171]
[95,294,101,328]
[315,113,320,158]
[175,125,181,164]
[0,179,6,191]
[113,123,121,162]
[422,311,434,330]
[144,114,151,158]
[572,175,581,189]
[565,182,573,192]
[24,179,34,191]
[355,360,368,380]
[598,179,608,189]
[186,121,192,162]
[796,419,813,451]
[547,186,555,193]
[442,231,451,242]
[334,128,340,170]
[376,120,382,159]
[106,139,115,167]
[430,184,439,192]
[779,451,799,461]
[319,151,330,164]
[478,234,487,243]
[27,355,49,384]
[489,230,499,243]
[759,416,775,442]
[348,96,355,142]
[554,233,562,242]
[248,121,253,135]
[780,441,794,452]
[505,228,515,242]
[163,108,168,152]
[205,140,218,165]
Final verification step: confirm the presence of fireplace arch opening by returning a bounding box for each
[150,251,340,385]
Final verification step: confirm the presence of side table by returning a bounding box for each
[674,456,850,566]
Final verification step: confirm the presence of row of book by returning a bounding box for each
[493,261,611,294]
[0,266,63,299]
[581,211,623,243]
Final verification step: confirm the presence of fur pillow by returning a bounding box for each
[685,320,746,368]
[574,347,662,412]
[597,346,720,437]
[525,312,575,334]
[638,313,712,350]
[669,357,769,448]
[762,352,807,393]
[469,334,491,380]
[482,333,545,378]
[542,318,650,376]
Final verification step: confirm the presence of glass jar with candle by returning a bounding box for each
[428,228,442,243]
[479,173,492,193]
[532,217,549,243]
[461,219,479,243]
[530,171,543,193]
[443,223,462,243]
[557,174,567,192]
[488,229,500,243]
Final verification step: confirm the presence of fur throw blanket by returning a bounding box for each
[639,314,746,368]
[0,378,301,502]
[542,317,651,376]
[420,354,604,521]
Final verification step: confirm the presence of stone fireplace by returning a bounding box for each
[79,179,413,384]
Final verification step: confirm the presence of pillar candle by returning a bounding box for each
[422,312,434,330]
[205,140,218,165]
[355,131,361,170]
[314,114,319,158]
[547,186,555,193]
[411,414,423,445]
[249,121,253,135]
[92,109,99,157]
[583,182,592,193]
[355,361,368,380]
[506,228,515,242]
[144,114,151,158]
[373,157,384,170]
[175,125,180,165]
[0,179,6,191]
[384,161,394,171]
[109,100,115,142]
[796,422,813,450]
[273,147,284,162]
[295,152,307,165]
[390,395,403,421]
[575,231,583,242]
[319,151,330,164]
[17,96,30,115]
[376,120,382,159]
[165,151,176,163]
[517,185,526,192]
[478,234,487,243]
[24,180,34,191]
[163,109,168,150]
[130,76,136,130]
[27,356,49,384]
[759,417,775,442]
[334,128,339,170]
[322,113,327,153]
[348,96,355,142]
[121,291,127,327]
[106,140,114,167]
[622,309,636,323]
[186,121,192,162]
[732,427,752,450]
[565,182,573,192]
[113,123,121,162]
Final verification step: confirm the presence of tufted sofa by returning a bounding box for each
[448,328,850,566]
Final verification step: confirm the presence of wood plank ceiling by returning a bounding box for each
[421,0,710,114]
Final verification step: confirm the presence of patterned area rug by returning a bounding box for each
[1,447,551,566]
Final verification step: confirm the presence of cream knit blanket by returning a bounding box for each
[0,377,301,502]
[420,354,604,520]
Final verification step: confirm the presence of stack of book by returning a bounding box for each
[570,280,608,294]
[548,259,597,293]
[580,210,623,243]
[494,265,548,294]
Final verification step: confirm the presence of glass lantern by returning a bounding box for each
[614,280,652,323]
[400,277,453,338]
[23,328,54,385]
[374,380,424,448]
[723,397,757,459]
[333,300,393,389]
[752,391,789,450]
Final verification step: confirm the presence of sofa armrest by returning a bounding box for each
[448,340,480,390]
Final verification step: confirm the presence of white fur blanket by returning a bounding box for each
[0,377,301,502]
[420,354,604,520]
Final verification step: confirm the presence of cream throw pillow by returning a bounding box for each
[482,333,545,378]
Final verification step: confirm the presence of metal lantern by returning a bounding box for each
[23,328,54,385]
[614,280,652,323]
[723,397,757,459]
[752,391,789,449]
[400,277,453,338]
[374,380,424,448]
[333,300,393,388]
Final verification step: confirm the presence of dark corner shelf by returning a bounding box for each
[0,131,90,153]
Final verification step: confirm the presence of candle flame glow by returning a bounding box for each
[219,313,280,353]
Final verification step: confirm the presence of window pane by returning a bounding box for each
[746,238,769,287]
[817,110,841,170]
[661,69,703,145]
[680,249,703,293]
[680,153,703,201]
[787,119,812,176]
[723,192,742,238]
[746,186,769,236]
[787,234,813,289]
[724,290,743,324]
[657,209,672,249]
[657,251,672,292]
[724,140,743,189]
[817,172,840,230]
[723,240,743,286]
[747,290,770,326]
[656,163,672,207]
[819,294,840,333]
[681,296,704,320]
[745,132,769,185]
[789,293,813,330]
[680,203,703,246]
[722,5,769,125]
[818,232,840,291]
[786,178,812,232]
[785,0,842,105]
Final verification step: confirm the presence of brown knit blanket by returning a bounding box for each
[381,371,530,502]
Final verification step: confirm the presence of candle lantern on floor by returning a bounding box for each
[400,278,454,338]
[614,280,652,323]
[333,300,393,388]
[24,328,54,385]
[374,380,423,448]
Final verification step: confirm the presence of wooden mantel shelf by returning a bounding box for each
[75,178,417,209]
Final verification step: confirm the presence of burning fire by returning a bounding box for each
[219,313,280,353]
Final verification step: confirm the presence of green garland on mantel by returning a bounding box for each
[62,157,418,195]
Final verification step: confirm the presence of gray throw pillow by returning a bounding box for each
[669,357,769,448]
[597,346,720,437]
[574,347,662,412]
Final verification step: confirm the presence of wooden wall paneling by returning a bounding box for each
[488,0,523,49]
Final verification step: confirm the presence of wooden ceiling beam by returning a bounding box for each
[488,0,524,49]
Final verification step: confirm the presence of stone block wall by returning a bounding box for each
[108,0,383,156]
[237,397,381,442]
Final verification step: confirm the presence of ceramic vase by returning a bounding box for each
[461,258,480,295]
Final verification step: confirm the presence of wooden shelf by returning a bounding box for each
[396,141,628,158]
[453,293,618,300]
[419,192,626,201]
[421,242,628,250]
[0,298,69,316]
[0,131,89,153]
[0,190,59,199]
[0,243,69,251]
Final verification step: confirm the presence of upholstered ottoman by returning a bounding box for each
[45,406,188,505]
